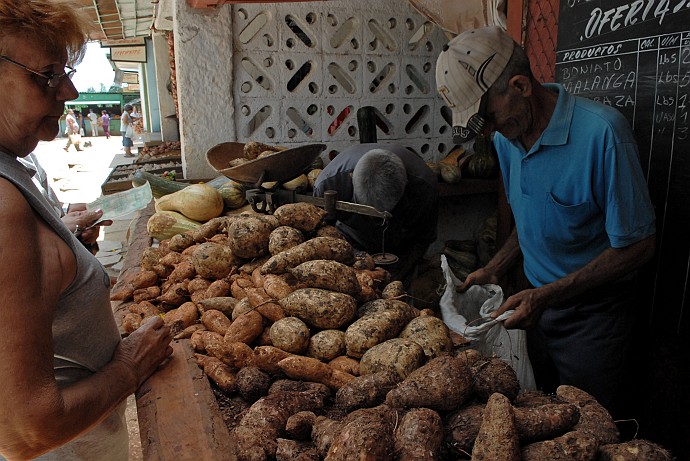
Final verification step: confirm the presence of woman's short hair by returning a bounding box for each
[352,149,408,212]
[124,104,133,111]
[0,0,93,65]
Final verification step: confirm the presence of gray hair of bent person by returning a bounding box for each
[0,0,93,66]
[352,149,408,212]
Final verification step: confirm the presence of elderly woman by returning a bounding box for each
[0,2,173,460]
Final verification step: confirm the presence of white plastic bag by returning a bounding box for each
[408,0,507,36]
[439,255,536,390]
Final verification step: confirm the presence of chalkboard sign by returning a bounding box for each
[555,1,690,334]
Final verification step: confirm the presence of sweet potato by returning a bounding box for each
[236,366,273,401]
[334,370,401,412]
[243,140,284,160]
[163,301,198,335]
[359,338,425,379]
[129,300,164,317]
[157,281,189,306]
[187,277,212,294]
[195,354,238,394]
[130,269,160,289]
[472,356,521,402]
[472,393,521,461]
[140,246,163,270]
[394,407,444,461]
[201,309,232,335]
[231,298,253,320]
[386,355,473,411]
[521,430,598,461]
[189,216,225,243]
[277,355,355,390]
[325,405,396,461]
[269,317,310,354]
[269,225,305,255]
[306,329,346,362]
[261,236,355,275]
[230,276,254,300]
[173,323,205,340]
[263,273,299,299]
[268,379,331,399]
[209,340,254,368]
[255,325,273,346]
[279,288,357,329]
[556,385,619,444]
[233,391,326,461]
[196,296,239,317]
[122,312,143,333]
[275,439,319,461]
[245,287,286,322]
[328,356,360,376]
[253,345,293,375]
[227,215,276,259]
[224,310,264,344]
[273,202,327,233]
[159,250,184,268]
[190,330,224,354]
[168,260,196,283]
[168,232,195,252]
[345,299,418,358]
[192,242,241,279]
[398,315,453,360]
[288,259,361,296]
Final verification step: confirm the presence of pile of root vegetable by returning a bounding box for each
[113,202,673,461]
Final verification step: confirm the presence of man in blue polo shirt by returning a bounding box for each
[436,26,656,417]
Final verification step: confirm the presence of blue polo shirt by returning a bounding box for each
[493,84,656,287]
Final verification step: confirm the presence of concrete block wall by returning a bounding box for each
[231,0,452,163]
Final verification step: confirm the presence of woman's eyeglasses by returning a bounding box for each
[0,54,76,88]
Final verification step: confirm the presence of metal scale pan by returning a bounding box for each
[206,142,326,186]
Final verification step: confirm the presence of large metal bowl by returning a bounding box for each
[206,142,326,185]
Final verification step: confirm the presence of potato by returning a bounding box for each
[334,370,401,412]
[472,393,521,461]
[398,315,453,360]
[288,259,361,296]
[269,226,305,255]
[269,317,310,354]
[227,215,276,259]
[261,237,355,275]
[277,356,355,390]
[385,355,473,411]
[192,242,241,279]
[279,288,357,329]
[521,430,598,461]
[273,203,327,233]
[345,299,418,358]
[394,408,444,461]
[306,330,346,362]
[359,338,425,379]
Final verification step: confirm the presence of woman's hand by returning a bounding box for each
[61,207,113,245]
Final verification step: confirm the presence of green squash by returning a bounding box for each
[217,180,247,209]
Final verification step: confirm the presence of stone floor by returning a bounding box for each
[34,132,152,461]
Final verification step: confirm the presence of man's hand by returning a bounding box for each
[491,287,550,329]
[456,267,498,292]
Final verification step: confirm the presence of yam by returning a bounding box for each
[306,330,346,362]
[359,338,425,379]
[288,259,361,296]
[236,366,273,401]
[227,215,276,259]
[269,317,310,354]
[277,355,355,390]
[269,226,305,255]
[315,224,345,240]
[275,439,319,461]
[279,288,357,329]
[381,280,406,299]
[233,391,326,461]
[472,357,521,402]
[472,393,521,461]
[398,315,453,360]
[195,354,237,394]
[444,404,484,456]
[345,299,418,358]
[224,310,264,344]
[394,407,444,461]
[334,370,401,412]
[163,301,198,335]
[325,405,396,461]
[261,237,355,275]
[521,430,598,461]
[556,385,619,444]
[201,309,232,335]
[273,202,327,233]
[192,242,240,279]
[385,355,473,411]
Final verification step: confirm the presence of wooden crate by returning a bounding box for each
[101,164,183,195]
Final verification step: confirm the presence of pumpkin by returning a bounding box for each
[156,183,224,222]
[217,180,247,209]
[440,163,462,184]
[147,210,201,241]
[307,169,322,190]
[282,174,309,192]
[466,135,498,178]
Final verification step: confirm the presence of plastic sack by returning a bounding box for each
[408,0,507,36]
[439,255,536,390]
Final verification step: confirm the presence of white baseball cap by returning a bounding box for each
[436,26,514,144]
